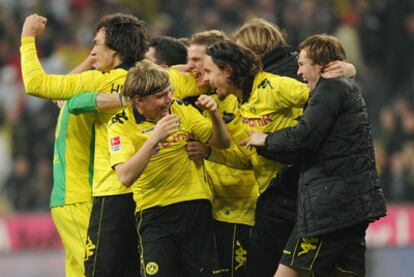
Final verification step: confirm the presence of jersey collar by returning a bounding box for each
[133,106,146,123]
[132,102,175,124]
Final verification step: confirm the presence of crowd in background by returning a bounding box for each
[0,0,413,213]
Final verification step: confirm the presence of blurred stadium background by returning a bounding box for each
[0,0,413,276]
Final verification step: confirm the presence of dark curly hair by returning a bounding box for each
[206,41,261,90]
[96,13,149,65]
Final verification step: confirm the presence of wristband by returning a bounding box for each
[118,93,124,108]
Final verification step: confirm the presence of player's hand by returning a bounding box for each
[240,131,268,147]
[22,14,47,37]
[322,61,356,79]
[195,95,217,112]
[185,140,210,161]
[149,114,179,145]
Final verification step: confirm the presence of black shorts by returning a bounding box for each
[136,199,220,277]
[280,222,369,277]
[84,193,139,277]
[214,220,252,277]
[246,181,296,277]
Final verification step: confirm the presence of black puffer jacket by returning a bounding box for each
[264,77,387,237]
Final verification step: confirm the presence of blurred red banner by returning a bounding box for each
[366,205,414,247]
[0,212,62,252]
[0,205,413,252]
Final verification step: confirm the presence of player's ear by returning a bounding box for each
[223,65,232,79]
[133,95,143,105]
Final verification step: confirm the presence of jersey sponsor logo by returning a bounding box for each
[84,236,96,260]
[110,136,121,152]
[158,132,189,148]
[298,237,319,256]
[145,262,159,275]
[234,240,247,271]
[257,78,273,89]
[242,115,273,127]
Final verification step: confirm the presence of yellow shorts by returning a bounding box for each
[51,201,92,277]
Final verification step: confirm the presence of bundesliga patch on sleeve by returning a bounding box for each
[110,136,121,152]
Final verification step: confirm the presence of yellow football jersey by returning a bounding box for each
[21,36,131,197]
[240,72,308,192]
[204,94,258,226]
[210,72,309,193]
[108,100,214,213]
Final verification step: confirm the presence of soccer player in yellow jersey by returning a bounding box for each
[204,40,357,276]
[185,30,259,277]
[20,13,149,277]
[64,31,258,276]
[108,60,230,276]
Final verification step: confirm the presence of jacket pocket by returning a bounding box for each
[305,177,353,221]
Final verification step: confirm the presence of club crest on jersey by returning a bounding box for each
[110,136,121,152]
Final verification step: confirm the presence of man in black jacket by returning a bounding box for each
[234,18,357,277]
[243,34,386,277]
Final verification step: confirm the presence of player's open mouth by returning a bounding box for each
[194,72,202,80]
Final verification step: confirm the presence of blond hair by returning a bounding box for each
[233,18,288,57]
[190,30,229,47]
[122,60,170,98]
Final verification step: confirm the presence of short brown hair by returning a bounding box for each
[190,30,229,47]
[96,13,149,65]
[233,18,288,57]
[122,60,170,98]
[299,34,346,67]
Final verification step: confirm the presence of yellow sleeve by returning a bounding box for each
[209,143,253,170]
[20,37,104,100]
[107,122,137,168]
[274,77,310,110]
[168,68,208,99]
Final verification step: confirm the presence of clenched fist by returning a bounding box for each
[21,13,47,37]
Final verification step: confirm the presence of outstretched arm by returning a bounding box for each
[53,54,96,108]
[66,93,123,115]
[208,143,253,170]
[20,14,103,100]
